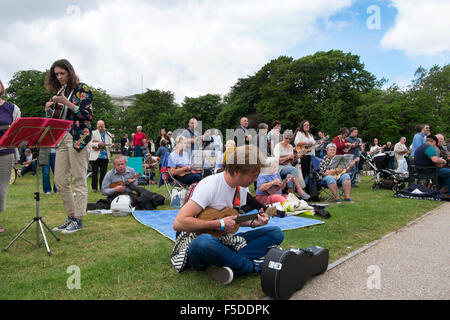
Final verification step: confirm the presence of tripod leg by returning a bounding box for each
[40,218,61,242]
[3,219,36,251]
[37,219,52,256]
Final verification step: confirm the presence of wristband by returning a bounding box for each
[219,219,225,231]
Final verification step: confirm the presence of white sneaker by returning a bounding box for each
[206,265,234,285]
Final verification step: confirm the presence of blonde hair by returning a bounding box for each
[0,80,4,96]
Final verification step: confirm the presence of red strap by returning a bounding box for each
[233,186,240,207]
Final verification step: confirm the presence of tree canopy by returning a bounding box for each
[4,50,448,146]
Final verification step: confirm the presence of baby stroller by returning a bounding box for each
[360,153,407,192]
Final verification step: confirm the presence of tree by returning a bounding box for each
[124,89,181,141]
[223,50,378,137]
[409,64,450,135]
[5,70,52,117]
[181,94,223,132]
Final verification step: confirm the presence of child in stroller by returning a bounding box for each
[360,152,407,191]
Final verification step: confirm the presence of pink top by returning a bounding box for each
[132,132,147,146]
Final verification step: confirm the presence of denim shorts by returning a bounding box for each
[322,173,350,186]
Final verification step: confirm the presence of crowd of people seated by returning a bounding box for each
[109,117,449,202]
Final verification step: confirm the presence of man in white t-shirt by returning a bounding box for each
[172,145,284,285]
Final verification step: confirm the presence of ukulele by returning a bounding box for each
[197,206,277,238]
[52,84,68,119]
[295,145,313,157]
[92,142,119,152]
[332,157,360,180]
[109,173,141,189]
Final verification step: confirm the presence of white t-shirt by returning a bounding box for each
[190,172,248,211]
[273,142,293,159]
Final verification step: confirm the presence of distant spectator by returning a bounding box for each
[411,124,429,157]
[267,120,282,156]
[20,149,36,177]
[132,126,147,158]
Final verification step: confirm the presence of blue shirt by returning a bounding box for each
[256,173,282,196]
[412,132,425,157]
[98,131,108,159]
[167,150,190,168]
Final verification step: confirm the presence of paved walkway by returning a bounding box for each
[291,202,450,300]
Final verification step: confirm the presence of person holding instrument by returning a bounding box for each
[318,143,357,204]
[45,59,93,234]
[89,120,114,192]
[167,135,202,185]
[100,155,164,210]
[172,145,284,285]
[0,79,21,233]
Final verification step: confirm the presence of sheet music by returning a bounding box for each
[328,154,354,169]
[190,149,218,169]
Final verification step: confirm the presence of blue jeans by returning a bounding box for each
[175,172,202,185]
[187,226,284,276]
[322,173,351,187]
[21,162,36,176]
[279,165,298,190]
[42,153,57,193]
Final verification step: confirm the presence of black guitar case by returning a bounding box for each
[261,246,329,300]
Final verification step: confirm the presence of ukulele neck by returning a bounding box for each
[235,213,260,224]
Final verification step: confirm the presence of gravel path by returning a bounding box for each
[290,202,450,300]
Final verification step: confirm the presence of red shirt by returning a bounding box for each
[132,132,147,147]
[332,135,348,155]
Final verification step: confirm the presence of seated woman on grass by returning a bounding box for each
[272,130,310,200]
[255,157,292,205]
[318,143,357,204]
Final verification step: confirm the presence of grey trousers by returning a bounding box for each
[0,153,14,212]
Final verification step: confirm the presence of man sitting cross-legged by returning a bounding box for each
[100,155,164,210]
[172,145,284,285]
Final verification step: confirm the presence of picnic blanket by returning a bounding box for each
[132,209,324,242]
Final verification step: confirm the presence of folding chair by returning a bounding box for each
[158,152,191,207]
[126,157,149,186]
[158,152,172,198]
[308,156,344,202]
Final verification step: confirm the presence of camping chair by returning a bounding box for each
[126,156,149,186]
[143,154,159,187]
[158,152,173,198]
[407,157,440,190]
[158,152,191,207]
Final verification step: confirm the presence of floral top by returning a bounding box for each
[48,82,93,151]
[70,83,93,151]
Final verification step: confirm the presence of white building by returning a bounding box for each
[109,94,137,111]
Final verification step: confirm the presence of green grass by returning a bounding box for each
[0,167,443,299]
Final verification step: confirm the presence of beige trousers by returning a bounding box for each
[54,134,88,218]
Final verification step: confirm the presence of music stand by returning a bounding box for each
[0,117,72,256]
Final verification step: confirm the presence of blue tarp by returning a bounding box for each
[132,209,324,241]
